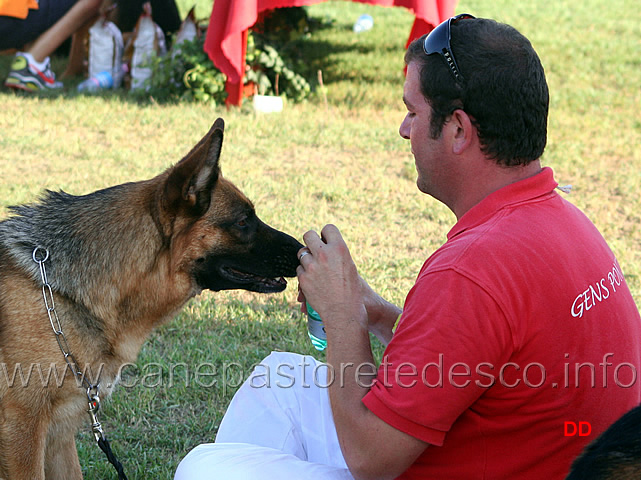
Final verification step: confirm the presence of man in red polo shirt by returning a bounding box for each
[176,15,641,480]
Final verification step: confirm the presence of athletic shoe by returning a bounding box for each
[4,53,63,92]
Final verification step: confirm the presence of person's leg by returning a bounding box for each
[217,351,347,465]
[28,0,102,63]
[3,0,102,91]
[175,352,352,479]
[0,0,78,51]
[175,444,354,480]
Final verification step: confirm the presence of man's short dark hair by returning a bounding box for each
[405,18,549,167]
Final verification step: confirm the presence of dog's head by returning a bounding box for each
[159,118,302,294]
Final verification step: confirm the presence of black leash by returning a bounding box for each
[87,384,129,480]
[98,437,129,480]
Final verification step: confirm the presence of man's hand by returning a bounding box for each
[296,224,366,332]
[296,225,427,479]
[297,224,401,344]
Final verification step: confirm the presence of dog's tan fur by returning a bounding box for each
[0,118,302,479]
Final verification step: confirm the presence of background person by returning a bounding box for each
[175,15,641,479]
[1,0,103,90]
[1,0,181,91]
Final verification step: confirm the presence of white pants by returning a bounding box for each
[174,352,354,480]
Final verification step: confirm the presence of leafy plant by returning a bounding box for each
[245,7,334,101]
[245,33,311,102]
[135,34,228,104]
[135,7,326,104]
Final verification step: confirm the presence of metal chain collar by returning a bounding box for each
[32,247,105,442]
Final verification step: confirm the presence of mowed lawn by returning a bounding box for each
[0,0,639,477]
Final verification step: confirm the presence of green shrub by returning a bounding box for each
[137,7,326,104]
[245,33,311,102]
[137,35,228,104]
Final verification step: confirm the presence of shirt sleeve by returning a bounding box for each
[362,268,514,446]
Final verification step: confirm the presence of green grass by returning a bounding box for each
[1,0,640,477]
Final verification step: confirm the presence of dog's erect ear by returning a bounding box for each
[164,118,224,216]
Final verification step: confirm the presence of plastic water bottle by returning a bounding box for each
[353,14,374,33]
[77,70,113,92]
[306,302,327,351]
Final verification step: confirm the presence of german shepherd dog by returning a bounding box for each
[0,118,303,479]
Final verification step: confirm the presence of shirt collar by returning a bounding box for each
[447,167,559,240]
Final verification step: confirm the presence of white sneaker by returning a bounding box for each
[4,52,63,91]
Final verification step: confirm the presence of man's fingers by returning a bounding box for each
[303,224,346,255]
[302,229,324,254]
[320,224,344,244]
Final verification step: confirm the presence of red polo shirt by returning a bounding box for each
[363,167,641,479]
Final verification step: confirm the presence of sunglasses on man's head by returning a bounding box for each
[423,13,475,83]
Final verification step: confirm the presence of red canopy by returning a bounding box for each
[204,0,458,105]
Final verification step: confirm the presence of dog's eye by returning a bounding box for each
[236,219,247,227]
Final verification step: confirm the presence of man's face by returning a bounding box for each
[399,62,449,200]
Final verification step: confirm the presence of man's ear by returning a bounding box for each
[164,118,224,217]
[450,109,474,155]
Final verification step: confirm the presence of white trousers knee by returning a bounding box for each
[175,352,354,480]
